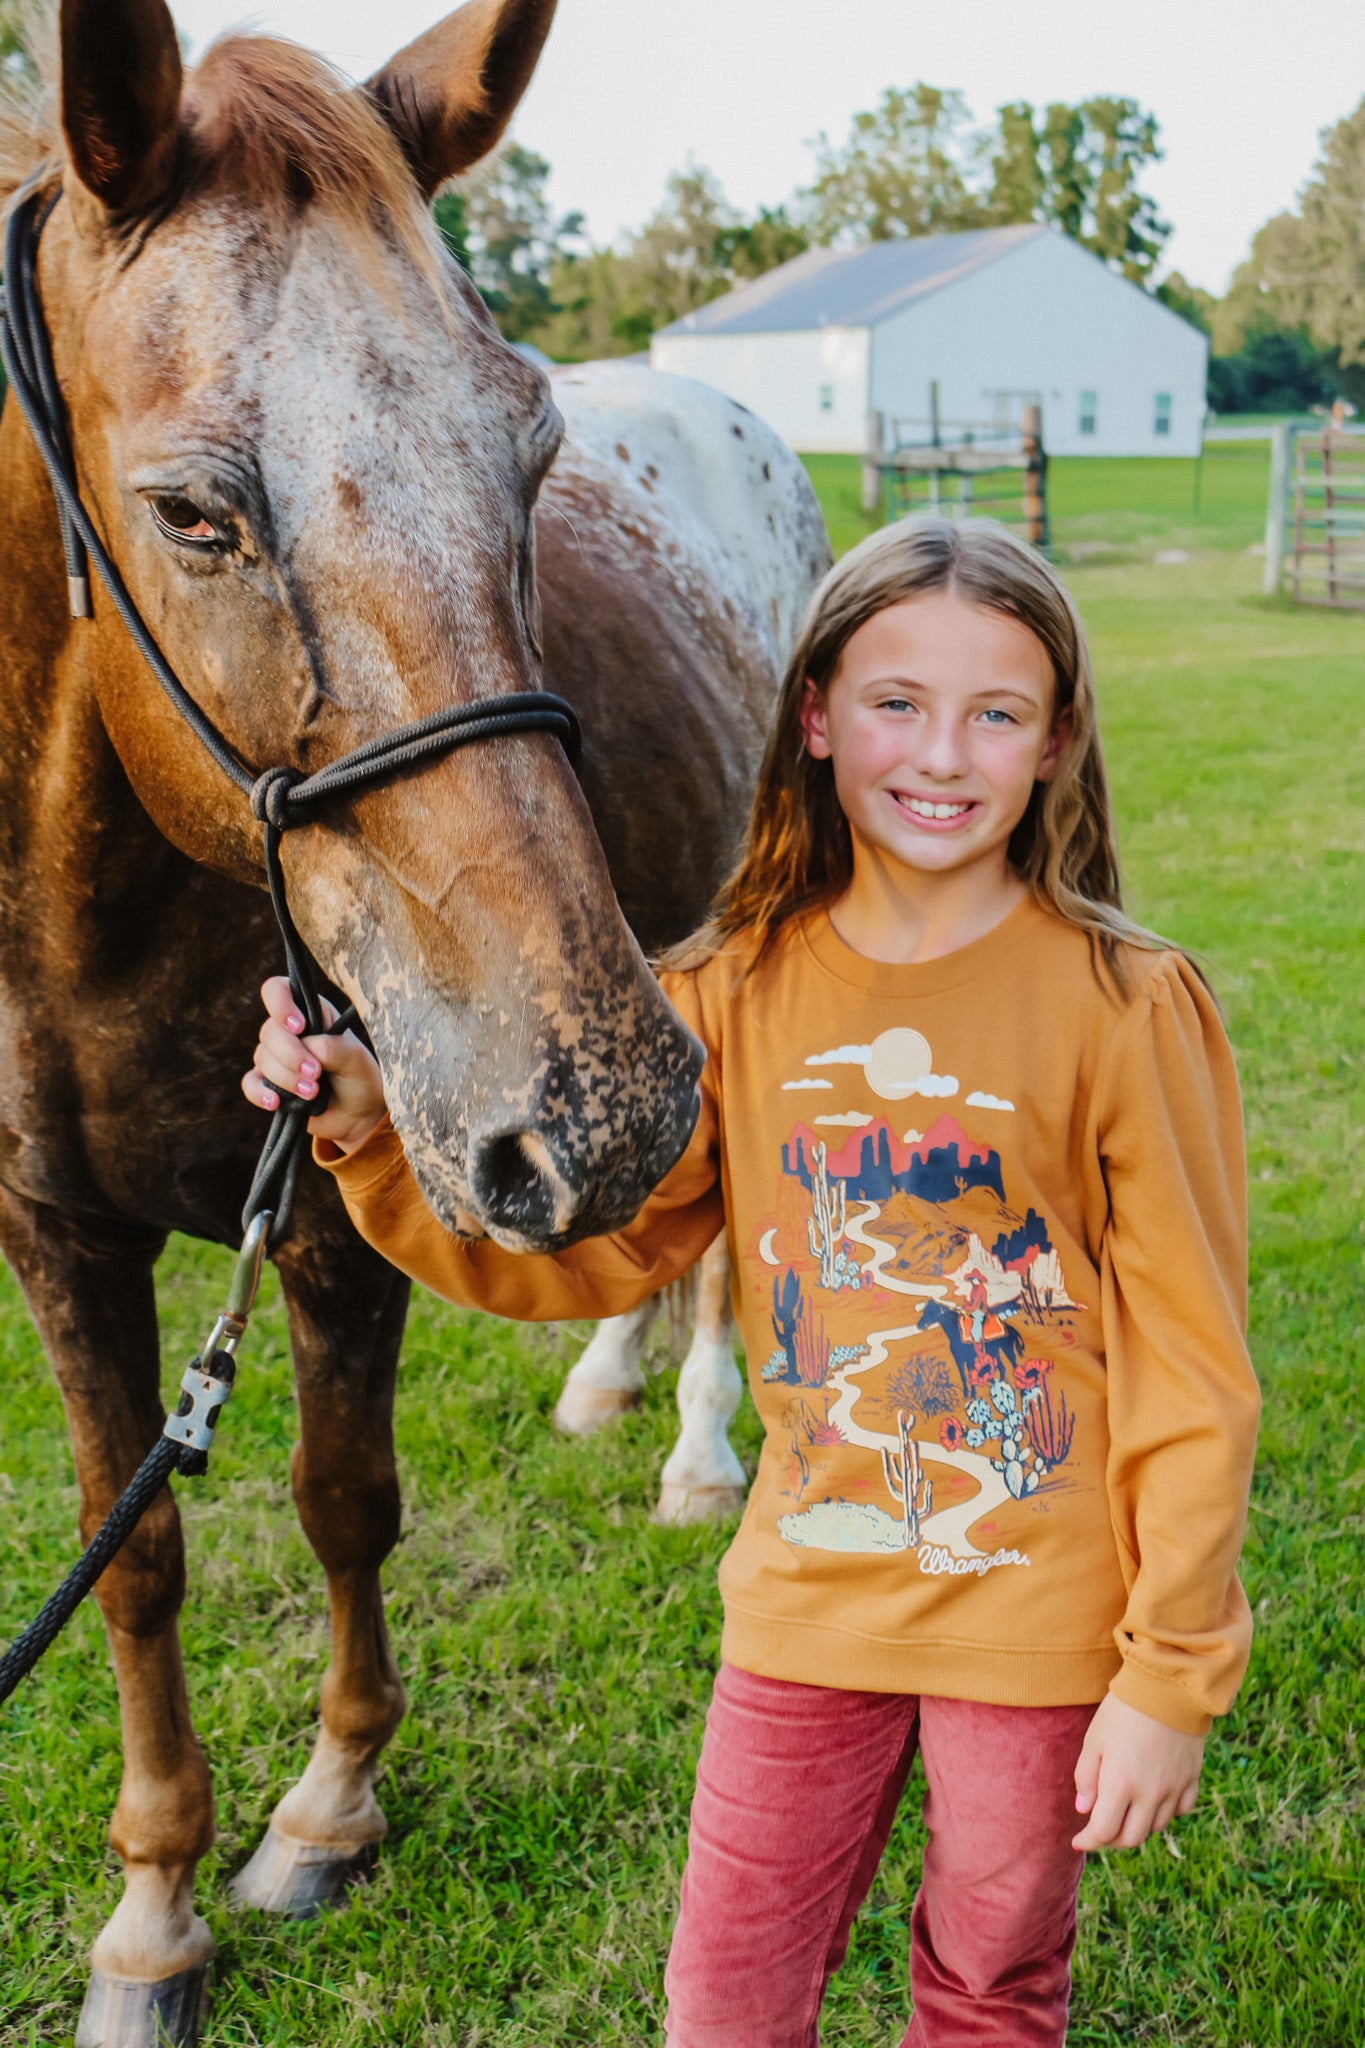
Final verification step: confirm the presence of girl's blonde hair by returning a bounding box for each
[670,513,1175,992]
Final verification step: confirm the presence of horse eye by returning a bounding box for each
[149,494,222,546]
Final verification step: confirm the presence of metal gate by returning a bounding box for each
[1264,418,1365,612]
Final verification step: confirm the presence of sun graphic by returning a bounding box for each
[864,1028,933,1100]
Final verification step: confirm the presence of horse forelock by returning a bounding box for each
[181,37,434,276]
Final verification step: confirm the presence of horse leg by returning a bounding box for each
[655,1235,747,1525]
[230,1231,410,1918]
[0,1188,214,2048]
[553,1297,660,1435]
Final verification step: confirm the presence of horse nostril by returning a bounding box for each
[469,1129,573,1239]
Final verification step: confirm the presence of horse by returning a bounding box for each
[0,2,829,2041]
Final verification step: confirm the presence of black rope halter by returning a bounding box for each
[0,182,583,1703]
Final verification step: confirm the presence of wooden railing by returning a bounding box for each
[862,399,1050,551]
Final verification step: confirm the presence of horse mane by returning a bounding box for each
[0,3,57,204]
[0,8,440,280]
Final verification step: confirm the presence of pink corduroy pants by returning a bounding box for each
[663,1663,1095,2048]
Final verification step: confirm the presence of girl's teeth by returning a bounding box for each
[906,797,971,819]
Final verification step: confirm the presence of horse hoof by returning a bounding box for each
[75,1962,211,2048]
[654,1482,747,1526]
[228,1826,376,1919]
[553,1382,641,1435]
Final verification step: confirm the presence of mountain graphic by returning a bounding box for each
[782,1114,1005,1204]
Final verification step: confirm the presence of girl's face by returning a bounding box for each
[800,589,1069,884]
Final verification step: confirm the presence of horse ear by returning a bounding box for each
[366,0,558,197]
[60,0,183,215]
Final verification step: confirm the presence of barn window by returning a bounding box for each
[1154,392,1173,436]
[1078,390,1097,436]
[819,383,835,412]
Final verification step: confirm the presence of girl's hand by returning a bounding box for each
[242,975,386,1155]
[1072,1693,1204,1851]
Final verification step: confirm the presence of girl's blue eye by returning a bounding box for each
[980,708,1016,726]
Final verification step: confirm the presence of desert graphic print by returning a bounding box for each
[755,1030,1085,1575]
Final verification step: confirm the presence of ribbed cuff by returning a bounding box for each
[312,1111,404,1194]
[1108,1658,1213,1736]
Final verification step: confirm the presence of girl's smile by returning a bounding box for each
[890,791,979,828]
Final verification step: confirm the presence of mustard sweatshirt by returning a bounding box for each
[321,895,1260,1736]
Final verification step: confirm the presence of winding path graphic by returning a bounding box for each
[825,1202,1015,1560]
[842,1200,947,1299]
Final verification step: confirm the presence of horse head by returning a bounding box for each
[13,0,704,1250]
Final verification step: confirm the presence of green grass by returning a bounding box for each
[2,458,1363,2044]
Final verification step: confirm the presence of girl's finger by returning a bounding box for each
[1117,1800,1157,1850]
[259,1017,315,1075]
[1073,1739,1101,1812]
[260,976,340,1034]
[1151,1792,1181,1836]
[253,1044,314,1096]
[241,1069,280,1112]
[1072,1781,1128,1851]
[299,1027,350,1074]
[261,975,305,1031]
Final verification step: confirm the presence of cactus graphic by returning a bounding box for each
[771,1267,802,1371]
[881,1409,933,1550]
[793,1301,829,1387]
[764,1268,842,1386]
[1023,1380,1075,1468]
[806,1141,848,1288]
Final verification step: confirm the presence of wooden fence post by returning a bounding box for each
[1021,402,1049,551]
[862,409,884,514]
[1264,422,1291,598]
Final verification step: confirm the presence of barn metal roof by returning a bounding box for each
[658,225,1046,337]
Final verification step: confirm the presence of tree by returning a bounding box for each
[717,203,809,282]
[1079,97,1169,280]
[530,244,643,360]
[0,0,37,85]
[1038,103,1089,242]
[803,85,988,244]
[1206,328,1340,414]
[614,164,737,332]
[528,165,797,362]
[449,142,585,343]
[988,102,1045,224]
[803,86,1169,282]
[1216,99,1365,381]
[986,97,1169,282]
[1155,269,1215,332]
[432,190,473,275]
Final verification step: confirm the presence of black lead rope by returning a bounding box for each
[0,183,583,1705]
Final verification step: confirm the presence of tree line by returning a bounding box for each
[440,84,1365,417]
[435,88,1174,360]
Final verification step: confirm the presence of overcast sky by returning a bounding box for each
[169,0,1365,294]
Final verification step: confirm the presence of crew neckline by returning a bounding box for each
[798,892,1046,997]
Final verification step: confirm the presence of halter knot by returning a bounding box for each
[251,766,303,830]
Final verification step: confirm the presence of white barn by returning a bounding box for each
[651,226,1207,459]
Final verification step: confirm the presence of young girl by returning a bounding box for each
[246,515,1260,2047]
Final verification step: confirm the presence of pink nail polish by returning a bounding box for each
[287,1013,304,1032]
[301,1059,319,1078]
[263,1091,278,1110]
